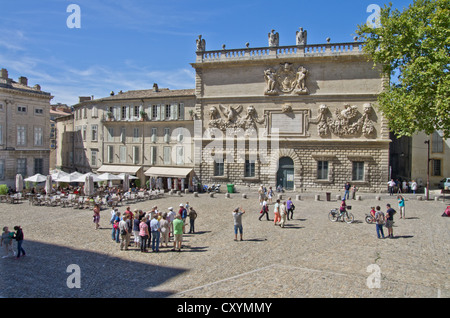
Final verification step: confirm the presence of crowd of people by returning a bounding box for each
[105,202,197,253]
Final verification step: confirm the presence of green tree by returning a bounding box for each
[356,0,449,138]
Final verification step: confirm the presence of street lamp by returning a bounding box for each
[424,140,430,200]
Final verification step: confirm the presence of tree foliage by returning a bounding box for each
[356,0,449,138]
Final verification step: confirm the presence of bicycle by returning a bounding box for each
[328,206,354,224]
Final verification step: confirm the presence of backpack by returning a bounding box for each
[181,208,187,219]
[376,212,385,224]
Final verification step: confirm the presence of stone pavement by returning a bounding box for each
[1,190,449,298]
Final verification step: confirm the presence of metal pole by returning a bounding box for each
[424,140,430,201]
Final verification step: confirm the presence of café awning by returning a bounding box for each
[96,165,141,175]
[144,167,193,178]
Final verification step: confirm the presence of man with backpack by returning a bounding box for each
[374,206,385,239]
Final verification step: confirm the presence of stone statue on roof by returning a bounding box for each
[196,35,206,52]
[296,27,307,45]
[268,29,279,47]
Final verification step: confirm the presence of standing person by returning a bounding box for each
[273,199,281,225]
[150,214,160,252]
[286,197,294,220]
[388,179,396,196]
[267,187,274,204]
[258,185,265,205]
[232,207,245,241]
[167,207,176,240]
[397,195,406,219]
[259,197,270,221]
[188,207,197,234]
[178,203,187,234]
[374,206,385,239]
[1,226,15,258]
[93,204,101,230]
[351,185,357,200]
[139,217,149,252]
[279,201,287,228]
[410,180,418,194]
[172,214,184,252]
[385,204,396,238]
[13,226,26,259]
[111,211,121,243]
[133,210,141,248]
[159,213,170,248]
[344,182,351,200]
[119,215,129,251]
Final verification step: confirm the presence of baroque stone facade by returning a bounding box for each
[191,31,390,192]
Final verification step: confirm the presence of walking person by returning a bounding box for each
[139,217,149,252]
[385,204,396,238]
[150,214,160,252]
[273,199,281,225]
[388,179,396,196]
[232,207,245,241]
[344,182,351,200]
[172,214,184,252]
[119,215,129,250]
[374,206,385,239]
[188,207,197,234]
[1,226,15,258]
[279,201,287,228]
[93,204,101,230]
[397,195,406,219]
[13,226,26,259]
[286,197,294,220]
[259,197,270,221]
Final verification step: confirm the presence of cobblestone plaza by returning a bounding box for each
[1,190,448,298]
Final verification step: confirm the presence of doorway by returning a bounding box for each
[277,157,294,190]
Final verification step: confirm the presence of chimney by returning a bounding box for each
[78,96,92,103]
[153,83,159,92]
[0,68,8,79]
[18,76,28,86]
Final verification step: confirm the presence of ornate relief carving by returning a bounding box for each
[310,103,376,138]
[207,105,266,132]
[264,63,309,96]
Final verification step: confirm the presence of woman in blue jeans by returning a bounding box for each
[14,226,26,258]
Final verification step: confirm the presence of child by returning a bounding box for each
[1,226,15,258]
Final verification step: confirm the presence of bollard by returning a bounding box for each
[194,192,198,197]
[356,195,362,201]
[242,193,247,199]
[336,195,341,201]
[169,189,174,195]
[315,194,320,201]
[177,191,181,196]
[375,196,381,201]
[277,194,283,200]
[225,193,230,198]
[209,192,214,198]
[296,194,301,201]
[417,196,423,201]
[185,189,189,195]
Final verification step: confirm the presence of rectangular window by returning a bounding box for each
[176,146,184,165]
[432,131,444,153]
[91,150,98,167]
[431,159,441,176]
[120,127,126,143]
[17,106,27,113]
[133,127,140,142]
[34,158,43,174]
[245,159,255,177]
[107,127,114,142]
[132,146,140,164]
[164,128,170,143]
[214,160,224,176]
[317,161,329,180]
[352,161,364,181]
[17,126,26,146]
[163,146,171,165]
[151,128,157,143]
[91,124,98,141]
[0,159,5,180]
[165,104,171,120]
[34,127,43,146]
[152,105,158,120]
[107,145,114,163]
[134,105,139,119]
[119,146,127,163]
[150,146,157,165]
[0,124,3,145]
[34,108,43,115]
[82,125,87,141]
[17,158,27,177]
[121,106,127,120]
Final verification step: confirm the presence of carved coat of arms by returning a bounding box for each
[264,63,309,96]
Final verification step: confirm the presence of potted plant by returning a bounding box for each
[188,109,195,120]
[106,111,114,121]
[140,110,148,121]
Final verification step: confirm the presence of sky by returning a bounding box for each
[0,0,414,106]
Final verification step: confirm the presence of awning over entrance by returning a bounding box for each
[144,167,193,178]
[96,165,142,175]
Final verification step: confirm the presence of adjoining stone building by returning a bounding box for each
[0,68,53,187]
[56,85,197,190]
[191,31,390,192]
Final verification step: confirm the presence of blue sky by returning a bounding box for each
[0,0,413,106]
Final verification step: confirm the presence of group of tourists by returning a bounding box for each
[1,225,26,259]
[107,202,197,253]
